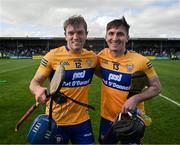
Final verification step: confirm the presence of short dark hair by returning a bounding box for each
[106,16,130,36]
[63,15,88,34]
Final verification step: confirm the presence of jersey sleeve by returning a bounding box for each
[140,56,157,78]
[37,50,54,77]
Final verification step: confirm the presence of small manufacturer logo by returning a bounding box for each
[101,59,108,64]
[60,61,69,65]
[56,135,63,143]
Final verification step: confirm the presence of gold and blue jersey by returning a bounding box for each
[98,48,157,122]
[37,46,97,125]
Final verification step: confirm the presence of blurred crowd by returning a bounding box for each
[0,46,179,59]
[136,47,175,57]
[0,47,48,58]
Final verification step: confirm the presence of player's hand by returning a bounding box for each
[34,87,47,104]
[121,95,138,113]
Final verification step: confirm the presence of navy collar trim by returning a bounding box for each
[124,49,128,55]
[65,45,70,51]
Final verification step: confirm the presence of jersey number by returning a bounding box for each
[113,63,119,70]
[75,62,82,68]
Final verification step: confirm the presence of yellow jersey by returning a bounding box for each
[98,48,157,122]
[37,46,97,125]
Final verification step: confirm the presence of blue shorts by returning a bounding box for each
[99,117,145,144]
[99,117,118,144]
[52,119,94,144]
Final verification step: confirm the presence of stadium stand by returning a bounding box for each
[0,37,180,59]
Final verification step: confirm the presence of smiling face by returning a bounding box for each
[63,16,88,54]
[105,25,128,55]
[65,24,87,53]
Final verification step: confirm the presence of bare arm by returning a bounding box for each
[29,72,47,104]
[121,75,161,113]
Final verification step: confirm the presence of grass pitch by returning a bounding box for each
[0,59,180,144]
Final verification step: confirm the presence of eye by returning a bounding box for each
[117,32,125,37]
[67,31,74,36]
[108,32,114,36]
[77,31,85,35]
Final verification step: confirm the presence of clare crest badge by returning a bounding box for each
[86,59,93,67]
[126,64,134,72]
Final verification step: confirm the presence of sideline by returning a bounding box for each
[159,93,180,107]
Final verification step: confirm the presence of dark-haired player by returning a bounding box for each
[97,16,161,144]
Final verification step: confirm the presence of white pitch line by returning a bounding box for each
[0,64,37,74]
[159,93,180,107]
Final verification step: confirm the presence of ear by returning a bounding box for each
[64,32,68,41]
[105,33,107,39]
[126,35,129,43]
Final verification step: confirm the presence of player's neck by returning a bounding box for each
[110,48,126,58]
[70,49,82,54]
[65,45,82,54]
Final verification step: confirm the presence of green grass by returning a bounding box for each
[0,59,180,144]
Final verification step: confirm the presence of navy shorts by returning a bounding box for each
[99,117,145,144]
[99,117,118,144]
[52,119,94,144]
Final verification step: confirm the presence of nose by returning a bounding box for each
[73,33,79,39]
[112,34,118,41]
